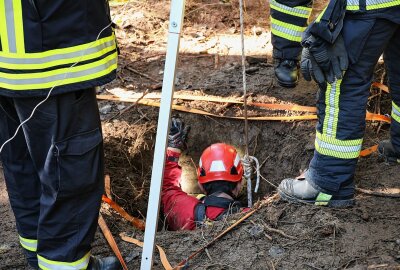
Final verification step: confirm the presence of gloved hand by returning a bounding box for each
[168,116,190,151]
[301,34,348,84]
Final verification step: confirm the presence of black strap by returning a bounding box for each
[194,194,242,228]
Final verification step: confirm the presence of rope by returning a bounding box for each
[238,0,262,207]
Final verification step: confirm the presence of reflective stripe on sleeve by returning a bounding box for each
[270,17,306,42]
[315,131,363,159]
[19,235,38,252]
[270,0,311,18]
[38,252,90,270]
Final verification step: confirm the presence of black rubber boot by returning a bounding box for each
[378,139,400,164]
[274,59,299,88]
[87,256,122,270]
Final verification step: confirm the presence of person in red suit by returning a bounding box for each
[161,118,246,230]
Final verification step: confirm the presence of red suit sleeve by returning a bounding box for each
[161,149,200,230]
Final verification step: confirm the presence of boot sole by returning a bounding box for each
[277,79,298,88]
[278,190,355,208]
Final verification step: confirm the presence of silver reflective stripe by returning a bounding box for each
[347,0,359,5]
[0,39,116,65]
[5,0,16,53]
[38,255,90,270]
[271,23,303,38]
[393,103,400,117]
[19,236,38,252]
[367,0,398,5]
[326,80,339,136]
[0,56,117,85]
[316,137,362,153]
[270,0,311,16]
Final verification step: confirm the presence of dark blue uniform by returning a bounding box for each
[307,5,400,197]
[270,0,313,61]
[0,0,116,269]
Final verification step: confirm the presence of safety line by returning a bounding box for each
[372,82,389,93]
[96,95,391,123]
[120,233,173,270]
[102,195,146,231]
[99,93,317,111]
[359,144,378,157]
[98,214,129,270]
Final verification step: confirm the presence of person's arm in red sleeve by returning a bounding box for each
[161,147,200,230]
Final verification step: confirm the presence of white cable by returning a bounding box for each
[0,2,129,154]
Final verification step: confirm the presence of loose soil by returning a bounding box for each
[1,1,399,269]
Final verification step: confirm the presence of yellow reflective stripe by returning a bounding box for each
[315,131,363,159]
[270,0,311,18]
[0,1,10,52]
[323,79,341,137]
[315,7,327,23]
[0,52,117,90]
[392,101,400,123]
[12,0,24,53]
[19,235,38,252]
[0,40,116,70]
[270,17,306,42]
[346,5,360,9]
[38,252,90,270]
[0,34,115,58]
[346,0,400,10]
[271,17,306,32]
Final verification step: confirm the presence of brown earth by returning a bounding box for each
[1,0,400,269]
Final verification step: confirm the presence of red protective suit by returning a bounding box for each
[161,149,228,230]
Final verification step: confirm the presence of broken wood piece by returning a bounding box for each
[104,175,112,199]
[261,220,296,240]
[356,187,400,198]
[102,195,146,230]
[125,66,159,83]
[98,214,128,270]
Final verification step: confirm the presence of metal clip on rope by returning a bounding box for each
[242,155,260,208]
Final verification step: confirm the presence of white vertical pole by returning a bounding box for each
[140,0,185,269]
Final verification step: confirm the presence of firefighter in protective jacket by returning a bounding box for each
[162,117,247,230]
[0,1,120,269]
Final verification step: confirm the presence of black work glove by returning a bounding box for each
[168,117,190,151]
[301,34,348,84]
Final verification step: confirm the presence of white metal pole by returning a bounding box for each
[140,0,185,269]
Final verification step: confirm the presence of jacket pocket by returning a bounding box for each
[53,128,103,198]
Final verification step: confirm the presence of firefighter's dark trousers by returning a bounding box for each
[270,0,312,60]
[307,18,400,196]
[0,88,104,269]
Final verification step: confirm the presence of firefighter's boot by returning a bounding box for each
[88,256,122,270]
[378,139,400,164]
[274,59,299,88]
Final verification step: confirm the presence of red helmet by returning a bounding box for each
[197,143,243,184]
